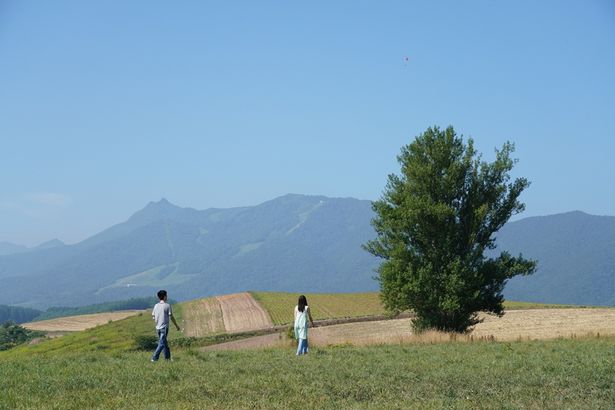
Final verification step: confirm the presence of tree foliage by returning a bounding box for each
[365,126,536,332]
[0,322,44,351]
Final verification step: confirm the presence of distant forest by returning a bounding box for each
[0,305,42,324]
[0,296,163,324]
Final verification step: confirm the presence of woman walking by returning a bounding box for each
[294,295,315,355]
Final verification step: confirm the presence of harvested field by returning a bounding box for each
[472,308,615,340]
[216,292,273,333]
[206,308,615,350]
[23,310,142,332]
[181,297,225,337]
[311,308,615,346]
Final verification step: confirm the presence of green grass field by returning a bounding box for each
[2,337,614,409]
[251,291,387,325]
[2,292,612,408]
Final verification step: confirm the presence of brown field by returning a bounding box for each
[203,308,615,350]
[216,292,273,333]
[472,308,615,340]
[22,310,143,332]
[203,333,289,351]
[310,308,615,346]
[181,297,225,337]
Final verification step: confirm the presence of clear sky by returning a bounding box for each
[1,1,614,246]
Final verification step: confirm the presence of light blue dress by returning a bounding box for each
[294,305,309,340]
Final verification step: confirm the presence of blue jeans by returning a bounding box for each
[152,328,170,361]
[296,338,308,355]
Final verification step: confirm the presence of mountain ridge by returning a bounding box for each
[0,239,65,256]
[0,194,378,308]
[1,195,614,309]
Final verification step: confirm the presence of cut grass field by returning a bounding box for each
[2,337,615,409]
[308,308,615,347]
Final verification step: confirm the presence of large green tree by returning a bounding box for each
[365,126,536,332]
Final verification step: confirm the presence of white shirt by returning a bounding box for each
[152,301,172,330]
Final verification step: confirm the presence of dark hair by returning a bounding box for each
[297,295,308,312]
[157,290,167,300]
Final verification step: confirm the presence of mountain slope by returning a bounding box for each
[498,211,615,306]
[0,239,65,256]
[0,242,27,256]
[0,195,379,308]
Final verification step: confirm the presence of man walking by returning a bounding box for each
[151,289,181,362]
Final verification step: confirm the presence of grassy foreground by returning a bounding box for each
[2,337,614,409]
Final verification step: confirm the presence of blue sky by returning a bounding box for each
[1,1,614,246]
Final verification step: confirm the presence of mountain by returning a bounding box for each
[0,242,28,256]
[0,195,379,309]
[1,195,614,309]
[498,211,615,306]
[33,239,65,251]
[0,239,65,256]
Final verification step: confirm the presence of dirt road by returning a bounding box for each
[202,333,289,351]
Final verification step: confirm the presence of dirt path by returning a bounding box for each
[202,333,289,351]
[216,292,274,333]
[23,310,142,332]
[203,308,615,350]
[181,297,225,337]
